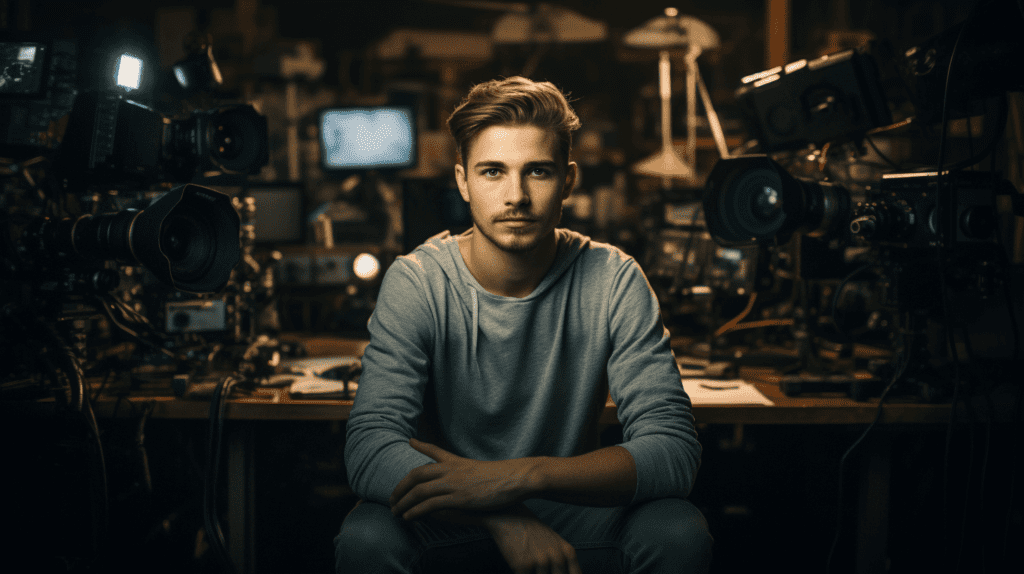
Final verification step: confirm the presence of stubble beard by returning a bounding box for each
[472,205,562,255]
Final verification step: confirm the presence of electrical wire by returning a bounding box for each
[80,378,110,560]
[825,325,907,574]
[962,326,996,573]
[951,327,978,574]
[95,296,188,362]
[717,318,793,334]
[713,292,758,337]
[204,374,238,574]
[864,136,902,170]
[932,2,983,569]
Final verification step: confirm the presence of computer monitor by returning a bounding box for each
[318,106,416,172]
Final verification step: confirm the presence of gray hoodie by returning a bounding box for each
[345,227,701,506]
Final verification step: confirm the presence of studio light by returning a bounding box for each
[353,253,380,281]
[115,53,142,90]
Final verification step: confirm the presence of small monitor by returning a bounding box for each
[318,106,416,171]
[0,41,49,96]
[248,184,305,245]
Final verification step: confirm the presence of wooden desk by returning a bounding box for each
[73,334,950,574]
[82,373,950,574]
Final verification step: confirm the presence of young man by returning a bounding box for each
[336,77,711,574]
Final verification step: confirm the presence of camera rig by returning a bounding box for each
[1,32,274,408]
[700,0,1024,401]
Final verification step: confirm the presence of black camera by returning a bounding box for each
[1,37,268,183]
[57,92,269,183]
[702,155,1005,253]
[15,184,241,294]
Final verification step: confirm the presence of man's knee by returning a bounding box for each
[621,498,713,573]
[334,501,417,574]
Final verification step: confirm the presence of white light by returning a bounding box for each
[173,66,188,89]
[353,253,380,281]
[18,46,36,62]
[116,53,142,90]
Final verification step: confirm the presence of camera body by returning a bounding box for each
[852,171,999,251]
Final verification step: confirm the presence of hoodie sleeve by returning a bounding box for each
[606,257,701,503]
[345,257,437,504]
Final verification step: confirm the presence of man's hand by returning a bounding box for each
[389,439,538,521]
[482,506,582,574]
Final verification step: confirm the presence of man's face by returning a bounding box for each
[454,124,576,254]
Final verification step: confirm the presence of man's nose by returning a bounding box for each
[503,176,530,206]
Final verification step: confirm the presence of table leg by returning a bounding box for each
[228,421,256,573]
[855,431,892,574]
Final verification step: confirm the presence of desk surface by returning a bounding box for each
[85,378,950,425]
[70,335,950,425]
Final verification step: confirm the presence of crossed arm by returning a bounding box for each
[388,439,637,574]
[390,438,637,520]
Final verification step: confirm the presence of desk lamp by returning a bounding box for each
[624,8,729,187]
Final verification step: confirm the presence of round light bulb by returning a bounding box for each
[353,253,380,281]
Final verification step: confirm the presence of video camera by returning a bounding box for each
[699,0,1024,399]
[1,32,271,403]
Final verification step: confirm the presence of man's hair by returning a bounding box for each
[447,76,581,167]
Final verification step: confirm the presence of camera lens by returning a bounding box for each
[159,211,216,283]
[703,155,850,247]
[205,105,269,174]
[705,160,788,245]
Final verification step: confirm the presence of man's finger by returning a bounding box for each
[389,463,444,507]
[408,438,458,462]
[401,492,457,521]
[392,480,447,517]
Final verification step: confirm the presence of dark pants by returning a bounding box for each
[334,497,712,573]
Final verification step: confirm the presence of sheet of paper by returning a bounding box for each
[682,378,775,406]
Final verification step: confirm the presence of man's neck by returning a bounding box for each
[458,228,558,299]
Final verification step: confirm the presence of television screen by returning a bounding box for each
[319,106,415,170]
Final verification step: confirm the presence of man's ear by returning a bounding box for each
[454,162,470,203]
[562,161,579,201]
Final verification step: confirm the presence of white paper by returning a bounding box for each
[682,378,775,406]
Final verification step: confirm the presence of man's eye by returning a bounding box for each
[482,168,501,177]
[529,168,551,177]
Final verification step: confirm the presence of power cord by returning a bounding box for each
[825,321,908,574]
[204,374,239,574]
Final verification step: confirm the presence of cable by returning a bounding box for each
[204,374,238,574]
[864,136,902,170]
[717,318,793,334]
[933,2,982,569]
[951,325,982,574]
[825,332,907,574]
[80,379,110,561]
[713,292,758,337]
[95,296,188,363]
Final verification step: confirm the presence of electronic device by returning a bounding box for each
[318,106,416,171]
[735,46,892,153]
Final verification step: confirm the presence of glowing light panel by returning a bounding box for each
[116,53,142,90]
